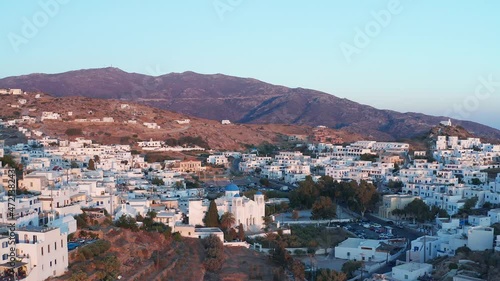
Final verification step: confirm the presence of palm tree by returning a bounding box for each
[220,212,236,232]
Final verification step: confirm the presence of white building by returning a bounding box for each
[9,89,23,95]
[468,215,490,227]
[467,226,494,251]
[41,112,61,121]
[440,119,452,126]
[102,117,114,122]
[221,120,231,125]
[207,155,228,166]
[488,209,500,224]
[175,119,190,124]
[391,262,433,281]
[406,236,441,263]
[188,184,265,231]
[15,226,69,281]
[143,122,160,129]
[175,225,224,241]
[334,238,387,262]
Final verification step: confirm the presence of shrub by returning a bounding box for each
[294,249,306,256]
[65,128,83,136]
[448,262,458,270]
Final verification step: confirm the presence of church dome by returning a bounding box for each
[225,183,239,191]
[256,191,263,195]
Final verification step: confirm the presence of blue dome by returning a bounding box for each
[234,194,240,197]
[225,183,239,191]
[256,191,263,195]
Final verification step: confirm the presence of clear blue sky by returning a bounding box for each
[1,0,499,129]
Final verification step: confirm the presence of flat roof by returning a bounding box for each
[453,274,486,281]
[195,227,223,233]
[16,226,58,233]
[394,262,431,272]
[337,238,380,249]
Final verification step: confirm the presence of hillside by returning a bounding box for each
[1,67,499,141]
[400,123,483,152]
[52,227,280,281]
[0,93,359,150]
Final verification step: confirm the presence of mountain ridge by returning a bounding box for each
[1,67,499,142]
[0,93,359,150]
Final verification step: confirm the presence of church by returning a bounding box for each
[188,183,265,232]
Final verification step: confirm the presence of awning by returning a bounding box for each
[0,261,27,269]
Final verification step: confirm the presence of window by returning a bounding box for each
[48,245,50,253]
[405,274,408,279]
[61,239,63,248]
[50,261,52,267]
[2,254,7,260]
[55,242,57,250]
[41,247,44,256]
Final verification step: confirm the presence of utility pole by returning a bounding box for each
[423,235,426,263]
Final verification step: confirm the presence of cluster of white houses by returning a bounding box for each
[238,142,405,184]
[2,106,500,281]
[0,135,266,280]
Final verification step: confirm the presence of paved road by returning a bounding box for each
[365,213,424,275]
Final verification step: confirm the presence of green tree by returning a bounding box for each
[263,216,273,231]
[403,199,432,223]
[352,180,378,217]
[68,271,88,281]
[292,210,300,221]
[470,178,482,185]
[203,200,220,227]
[260,178,270,187]
[202,235,225,272]
[237,223,245,241]
[316,269,348,281]
[220,212,236,232]
[391,208,405,223]
[341,260,363,279]
[290,259,305,281]
[151,177,164,186]
[95,255,121,281]
[289,176,320,208]
[359,153,378,162]
[271,241,292,268]
[70,161,79,168]
[457,196,478,217]
[311,196,337,220]
[115,215,139,231]
[88,159,96,170]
